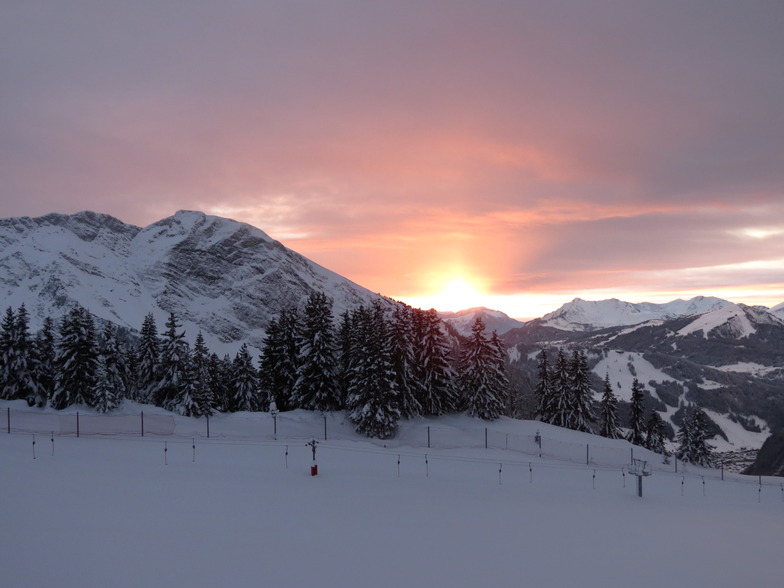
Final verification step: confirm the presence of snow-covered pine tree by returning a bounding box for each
[346,303,401,439]
[458,317,505,420]
[568,348,595,432]
[598,372,622,439]
[259,307,300,411]
[155,312,189,410]
[230,343,260,412]
[489,331,511,416]
[208,352,232,412]
[390,304,422,419]
[534,349,554,423]
[626,378,646,446]
[676,405,714,467]
[99,323,127,407]
[292,292,340,412]
[0,307,16,399]
[92,354,121,413]
[0,305,37,403]
[187,332,215,416]
[412,308,457,416]
[32,316,56,407]
[549,348,572,429]
[51,305,98,409]
[135,312,160,403]
[644,411,669,457]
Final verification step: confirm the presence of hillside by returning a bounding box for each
[1,404,780,588]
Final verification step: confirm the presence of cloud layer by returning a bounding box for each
[2,1,783,315]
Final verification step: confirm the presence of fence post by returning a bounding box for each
[324,415,327,441]
[76,412,80,438]
[586,444,589,465]
[206,415,210,438]
[6,407,9,434]
[485,427,488,449]
[427,426,431,449]
[141,411,144,437]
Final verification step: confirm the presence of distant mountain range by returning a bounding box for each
[2,210,783,460]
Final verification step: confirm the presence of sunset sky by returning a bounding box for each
[2,1,783,318]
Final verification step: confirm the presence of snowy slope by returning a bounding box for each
[769,301,784,320]
[540,296,730,331]
[1,404,780,588]
[0,211,392,354]
[677,303,784,339]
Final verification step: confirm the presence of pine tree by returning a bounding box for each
[259,308,300,411]
[534,349,553,423]
[51,305,98,409]
[208,353,232,412]
[458,317,505,421]
[645,411,668,456]
[345,303,401,439]
[230,343,260,412]
[185,332,214,416]
[390,304,422,419]
[135,313,160,403]
[155,312,189,410]
[626,378,646,446]
[549,348,571,429]
[32,316,56,407]
[0,307,15,399]
[676,405,714,466]
[598,372,622,439]
[99,323,127,407]
[292,292,340,412]
[412,308,456,416]
[93,354,121,413]
[489,331,511,416]
[568,348,595,432]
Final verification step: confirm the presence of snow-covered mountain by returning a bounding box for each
[539,296,730,331]
[676,303,784,339]
[0,210,391,353]
[439,307,525,336]
[771,301,784,320]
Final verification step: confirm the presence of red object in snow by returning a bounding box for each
[311,463,318,476]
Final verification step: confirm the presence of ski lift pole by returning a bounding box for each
[307,439,319,476]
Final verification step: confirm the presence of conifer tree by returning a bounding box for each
[412,308,456,416]
[676,405,714,466]
[534,349,553,423]
[155,312,189,410]
[185,332,214,416]
[93,354,121,412]
[99,323,127,406]
[549,348,572,428]
[51,305,98,409]
[390,304,422,419]
[32,316,56,407]
[208,353,232,412]
[645,411,669,457]
[626,378,646,446]
[346,303,400,438]
[598,372,622,439]
[292,292,340,412]
[458,317,505,421]
[259,307,300,411]
[489,331,511,416]
[0,307,16,399]
[135,313,160,403]
[568,348,595,432]
[230,343,260,412]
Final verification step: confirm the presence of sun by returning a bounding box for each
[401,278,487,313]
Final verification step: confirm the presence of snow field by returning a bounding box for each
[2,411,783,588]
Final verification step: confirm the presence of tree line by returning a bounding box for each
[534,347,714,466]
[0,293,509,439]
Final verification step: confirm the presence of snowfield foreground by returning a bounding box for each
[1,406,781,588]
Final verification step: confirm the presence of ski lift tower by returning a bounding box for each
[628,458,651,498]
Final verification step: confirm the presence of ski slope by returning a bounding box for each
[1,403,781,588]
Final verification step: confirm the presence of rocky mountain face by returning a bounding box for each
[0,210,391,354]
[503,301,784,453]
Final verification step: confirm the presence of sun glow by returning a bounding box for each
[401,278,488,313]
